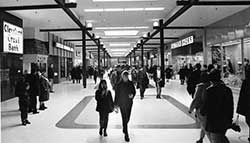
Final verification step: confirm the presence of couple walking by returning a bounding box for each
[95,71,136,142]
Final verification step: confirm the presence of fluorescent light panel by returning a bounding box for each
[109,43,131,47]
[95,26,149,30]
[93,0,157,1]
[84,7,165,12]
[104,30,139,36]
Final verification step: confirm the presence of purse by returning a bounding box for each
[231,114,241,132]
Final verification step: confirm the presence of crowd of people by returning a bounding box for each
[94,62,250,143]
[15,66,52,126]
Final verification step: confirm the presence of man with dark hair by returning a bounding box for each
[201,69,234,143]
[187,63,202,98]
[114,71,136,142]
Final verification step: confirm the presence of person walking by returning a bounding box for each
[189,72,210,143]
[201,69,234,143]
[236,68,250,142]
[153,66,164,99]
[48,64,54,93]
[114,71,136,142]
[187,63,202,98]
[95,80,114,137]
[39,72,50,110]
[15,73,31,126]
[179,65,186,85]
[94,68,98,84]
[29,70,40,114]
[137,67,149,99]
[165,65,173,83]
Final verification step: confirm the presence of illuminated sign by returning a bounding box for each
[3,21,23,54]
[171,35,194,49]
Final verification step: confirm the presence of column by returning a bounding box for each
[141,40,144,67]
[203,29,208,65]
[103,50,106,67]
[241,38,245,79]
[160,19,165,86]
[98,42,101,75]
[82,28,87,88]
[133,50,136,66]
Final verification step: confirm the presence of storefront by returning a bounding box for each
[0,12,23,101]
[205,7,250,88]
[171,35,203,70]
[48,35,74,83]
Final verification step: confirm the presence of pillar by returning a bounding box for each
[141,40,144,68]
[133,50,136,66]
[103,50,106,67]
[241,38,245,79]
[203,29,208,65]
[98,42,101,74]
[82,28,87,88]
[160,19,165,86]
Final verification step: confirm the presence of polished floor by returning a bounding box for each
[1,74,249,143]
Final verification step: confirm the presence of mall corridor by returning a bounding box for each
[1,75,249,143]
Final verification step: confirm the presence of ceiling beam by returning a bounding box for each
[64,38,100,42]
[0,3,77,11]
[54,0,98,46]
[177,0,250,6]
[40,27,92,32]
[163,26,204,29]
[141,0,196,46]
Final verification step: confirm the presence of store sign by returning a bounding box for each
[56,42,74,52]
[3,21,23,54]
[171,36,194,49]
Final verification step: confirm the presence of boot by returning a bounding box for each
[99,128,103,136]
[125,134,130,142]
[22,120,27,126]
[25,120,31,124]
[103,128,107,137]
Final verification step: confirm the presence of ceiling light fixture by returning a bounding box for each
[153,21,159,27]
[104,30,139,36]
[84,7,165,12]
[109,43,131,47]
[93,0,157,1]
[95,26,149,30]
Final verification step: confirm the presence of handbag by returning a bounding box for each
[231,114,241,132]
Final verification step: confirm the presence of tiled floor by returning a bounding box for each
[1,74,249,143]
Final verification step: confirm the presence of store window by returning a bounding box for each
[60,57,65,78]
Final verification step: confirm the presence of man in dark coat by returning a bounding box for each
[114,71,136,142]
[237,68,250,142]
[15,73,31,125]
[165,66,173,82]
[187,63,201,98]
[137,67,149,99]
[29,70,41,114]
[48,64,54,93]
[201,69,234,143]
[179,66,186,85]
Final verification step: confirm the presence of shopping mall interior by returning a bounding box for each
[1,0,250,143]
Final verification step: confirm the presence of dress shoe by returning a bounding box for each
[25,120,31,124]
[196,139,203,143]
[22,121,26,126]
[33,111,39,114]
[99,128,103,136]
[103,131,107,137]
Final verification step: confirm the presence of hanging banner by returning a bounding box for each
[3,21,23,54]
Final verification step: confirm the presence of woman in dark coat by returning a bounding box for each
[179,66,186,85]
[137,67,149,99]
[15,74,31,125]
[39,73,50,110]
[165,66,173,82]
[95,80,114,137]
[237,68,250,142]
[153,66,164,99]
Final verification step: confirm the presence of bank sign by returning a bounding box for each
[3,21,23,54]
[171,36,194,49]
